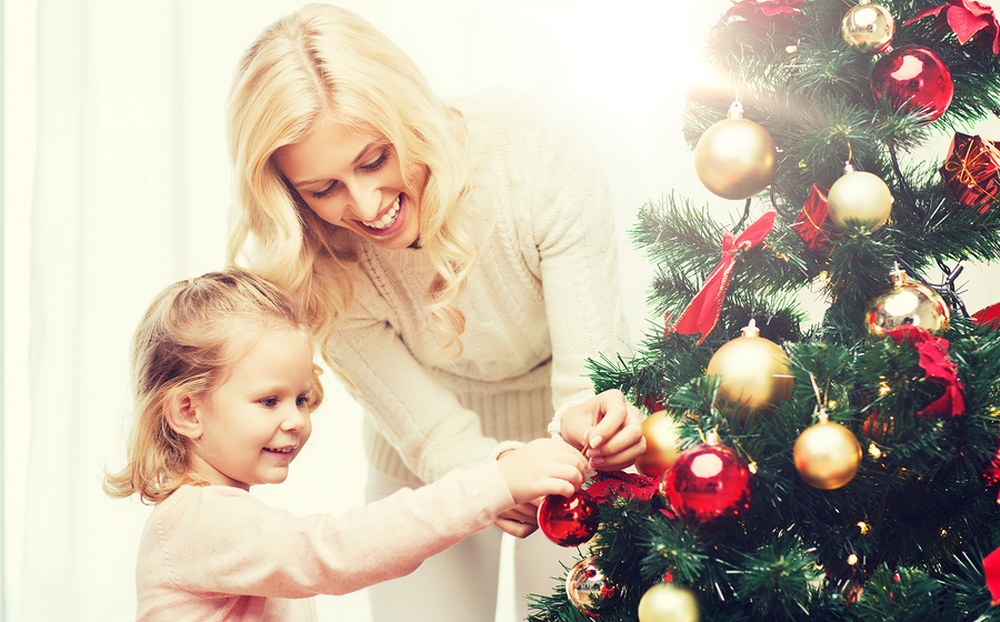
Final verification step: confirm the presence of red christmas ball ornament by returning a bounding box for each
[871,45,953,123]
[538,489,600,547]
[659,431,751,527]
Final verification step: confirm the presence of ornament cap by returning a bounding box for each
[888,266,908,286]
[705,429,721,446]
[727,100,745,120]
[740,318,761,337]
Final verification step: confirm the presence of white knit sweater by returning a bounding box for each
[326,92,629,485]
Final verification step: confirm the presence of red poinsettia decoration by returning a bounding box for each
[885,325,965,417]
[904,0,1000,55]
[724,0,805,27]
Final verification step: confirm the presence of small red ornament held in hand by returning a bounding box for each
[537,489,599,547]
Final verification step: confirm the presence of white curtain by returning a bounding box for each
[8,0,998,620]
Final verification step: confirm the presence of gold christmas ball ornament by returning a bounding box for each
[865,268,950,337]
[635,410,684,479]
[565,556,621,616]
[705,320,794,412]
[826,167,894,231]
[842,1,895,53]
[793,412,863,490]
[637,582,700,622]
[693,101,778,201]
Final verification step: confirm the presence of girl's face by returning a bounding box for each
[274,111,426,250]
[188,327,315,490]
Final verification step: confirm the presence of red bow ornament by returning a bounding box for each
[668,211,777,345]
[904,0,1000,54]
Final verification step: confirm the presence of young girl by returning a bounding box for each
[226,6,646,619]
[103,269,588,621]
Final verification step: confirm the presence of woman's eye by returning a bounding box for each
[259,396,279,408]
[311,181,337,200]
[362,148,389,171]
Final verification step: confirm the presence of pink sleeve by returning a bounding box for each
[144,461,513,598]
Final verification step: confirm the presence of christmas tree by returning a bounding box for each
[528,1,1000,620]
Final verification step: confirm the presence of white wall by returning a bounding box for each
[3,1,998,621]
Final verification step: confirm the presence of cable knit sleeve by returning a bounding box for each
[327,290,500,483]
[139,462,513,603]
[522,106,630,411]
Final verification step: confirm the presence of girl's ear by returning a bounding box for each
[165,392,204,441]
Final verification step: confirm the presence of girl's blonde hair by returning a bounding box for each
[103,269,323,504]
[226,3,475,361]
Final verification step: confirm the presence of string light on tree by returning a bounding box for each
[864,267,950,337]
[693,100,778,200]
[705,319,794,413]
[635,410,684,479]
[841,0,895,53]
[793,409,863,490]
[565,556,621,617]
[826,162,894,231]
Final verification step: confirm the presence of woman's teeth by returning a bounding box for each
[363,198,401,230]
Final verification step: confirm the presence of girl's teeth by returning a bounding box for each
[363,198,401,230]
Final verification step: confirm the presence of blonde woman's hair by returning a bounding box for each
[103,269,324,504]
[226,3,475,362]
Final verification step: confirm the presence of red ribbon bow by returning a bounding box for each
[668,211,777,344]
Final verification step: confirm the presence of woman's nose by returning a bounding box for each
[345,179,381,221]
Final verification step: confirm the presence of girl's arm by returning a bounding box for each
[144,461,513,598]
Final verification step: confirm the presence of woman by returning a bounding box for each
[226,4,644,620]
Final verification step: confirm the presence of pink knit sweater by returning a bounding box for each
[135,461,513,620]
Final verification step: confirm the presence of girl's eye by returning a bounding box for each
[259,396,279,408]
[311,181,337,200]
[296,394,310,408]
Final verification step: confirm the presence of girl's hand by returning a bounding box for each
[494,437,587,537]
[559,389,646,472]
[496,438,588,504]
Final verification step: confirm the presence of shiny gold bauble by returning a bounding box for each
[826,170,894,231]
[637,582,700,622]
[565,556,620,616]
[635,410,683,479]
[841,1,895,53]
[705,321,794,411]
[693,104,777,201]
[865,269,950,336]
[793,419,863,490]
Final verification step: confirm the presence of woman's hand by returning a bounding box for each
[559,389,646,472]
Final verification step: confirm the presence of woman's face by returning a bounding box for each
[274,111,425,250]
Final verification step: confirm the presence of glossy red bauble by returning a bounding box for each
[660,442,751,527]
[871,45,953,123]
[537,490,600,546]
